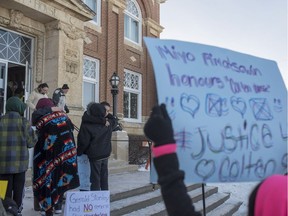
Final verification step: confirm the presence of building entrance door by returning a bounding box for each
[0,60,8,115]
[0,61,27,115]
[0,28,33,116]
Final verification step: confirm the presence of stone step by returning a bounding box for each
[118,188,234,216]
[207,198,243,216]
[111,184,159,202]
[110,185,216,216]
[195,192,230,214]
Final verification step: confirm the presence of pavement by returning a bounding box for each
[21,170,150,216]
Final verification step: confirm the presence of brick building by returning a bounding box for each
[0,0,164,135]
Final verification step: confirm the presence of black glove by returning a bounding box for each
[144,104,175,146]
[64,105,70,113]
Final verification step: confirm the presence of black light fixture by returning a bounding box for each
[109,72,120,116]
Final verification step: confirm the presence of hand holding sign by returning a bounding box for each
[144,104,175,147]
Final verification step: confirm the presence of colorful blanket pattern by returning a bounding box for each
[33,111,79,211]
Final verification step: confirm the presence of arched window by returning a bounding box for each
[124,0,142,45]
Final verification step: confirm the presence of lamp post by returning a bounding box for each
[109,72,120,116]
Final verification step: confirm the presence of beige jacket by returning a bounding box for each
[26,88,48,111]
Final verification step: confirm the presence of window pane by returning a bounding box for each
[83,58,96,79]
[0,29,32,64]
[131,19,139,43]
[85,0,96,11]
[123,91,129,118]
[83,81,95,110]
[124,0,141,44]
[124,15,129,38]
[85,0,97,23]
[130,93,138,119]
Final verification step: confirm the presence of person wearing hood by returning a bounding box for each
[32,98,79,216]
[0,96,37,216]
[77,102,117,191]
[26,83,49,111]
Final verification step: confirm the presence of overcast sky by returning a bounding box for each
[160,0,287,87]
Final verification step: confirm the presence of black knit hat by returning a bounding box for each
[62,84,69,89]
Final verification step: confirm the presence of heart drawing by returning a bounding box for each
[230,96,247,118]
[195,159,216,181]
[180,93,200,118]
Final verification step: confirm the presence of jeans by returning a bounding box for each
[89,158,109,191]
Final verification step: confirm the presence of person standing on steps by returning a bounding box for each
[26,83,49,111]
[52,84,70,113]
[77,102,116,191]
[32,98,79,216]
[25,82,49,211]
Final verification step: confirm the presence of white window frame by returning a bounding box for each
[82,56,100,109]
[83,0,101,26]
[124,0,142,46]
[123,69,142,123]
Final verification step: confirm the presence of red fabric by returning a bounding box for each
[36,98,54,110]
[255,174,287,216]
[152,144,177,157]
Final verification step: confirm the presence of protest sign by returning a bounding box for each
[64,191,110,216]
[77,154,91,190]
[0,180,8,198]
[144,37,287,183]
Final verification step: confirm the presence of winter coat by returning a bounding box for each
[52,88,69,113]
[77,104,116,160]
[33,108,79,212]
[26,88,48,111]
[0,109,36,174]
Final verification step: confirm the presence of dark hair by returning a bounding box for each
[14,87,24,95]
[62,84,69,89]
[38,83,49,89]
[100,101,110,107]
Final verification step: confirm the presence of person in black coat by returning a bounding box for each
[77,102,116,191]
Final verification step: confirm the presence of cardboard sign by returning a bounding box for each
[0,180,8,198]
[77,155,91,191]
[64,191,110,216]
[144,37,287,183]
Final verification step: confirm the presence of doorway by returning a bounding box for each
[0,61,26,115]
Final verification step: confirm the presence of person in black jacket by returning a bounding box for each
[144,104,201,216]
[77,102,116,191]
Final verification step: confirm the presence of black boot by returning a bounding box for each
[33,196,40,211]
[44,208,54,216]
